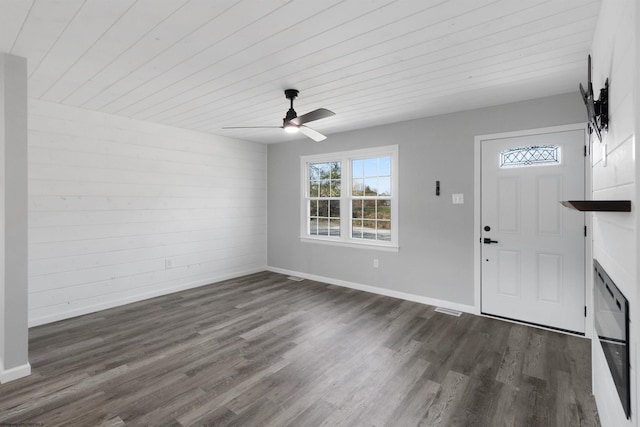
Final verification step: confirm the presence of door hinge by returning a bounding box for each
[585,306,587,317]
[584,145,587,157]
[584,225,587,237]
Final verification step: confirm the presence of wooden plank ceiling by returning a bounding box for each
[1,0,601,143]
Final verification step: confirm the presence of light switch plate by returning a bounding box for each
[452,193,464,204]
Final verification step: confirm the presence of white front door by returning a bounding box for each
[481,129,585,333]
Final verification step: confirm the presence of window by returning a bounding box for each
[351,156,391,241]
[301,145,398,250]
[499,145,560,168]
[307,161,341,237]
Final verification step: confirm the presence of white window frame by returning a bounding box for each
[300,145,399,251]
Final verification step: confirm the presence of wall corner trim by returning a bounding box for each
[266,266,476,314]
[0,362,31,384]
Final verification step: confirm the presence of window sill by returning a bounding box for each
[299,236,399,252]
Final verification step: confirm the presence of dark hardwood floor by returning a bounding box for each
[0,271,599,426]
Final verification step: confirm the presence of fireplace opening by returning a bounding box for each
[594,259,630,419]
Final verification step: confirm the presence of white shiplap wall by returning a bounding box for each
[28,99,266,326]
[590,0,637,425]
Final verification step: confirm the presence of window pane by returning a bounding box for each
[377,219,391,230]
[352,200,363,218]
[352,179,364,196]
[377,221,391,241]
[352,220,363,238]
[363,220,376,240]
[364,158,377,177]
[318,218,329,236]
[352,159,364,179]
[377,177,391,196]
[331,179,341,197]
[331,162,341,179]
[310,161,341,180]
[379,156,391,176]
[319,179,331,197]
[363,200,376,219]
[329,219,340,236]
[309,218,318,235]
[310,181,319,197]
[318,200,329,217]
[319,163,331,179]
[310,200,318,216]
[329,200,340,218]
[351,200,364,219]
[364,178,377,196]
[309,164,320,180]
[377,200,391,220]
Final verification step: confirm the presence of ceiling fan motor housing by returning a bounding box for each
[284,89,299,123]
[284,108,297,123]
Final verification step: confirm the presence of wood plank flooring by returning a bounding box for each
[0,271,600,426]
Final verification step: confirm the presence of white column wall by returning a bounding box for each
[0,52,30,383]
[590,0,638,425]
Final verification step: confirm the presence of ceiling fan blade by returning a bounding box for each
[289,108,335,126]
[299,125,327,142]
[222,126,282,129]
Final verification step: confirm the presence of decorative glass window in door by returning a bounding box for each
[499,145,560,168]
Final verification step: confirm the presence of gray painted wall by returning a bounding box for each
[268,92,585,307]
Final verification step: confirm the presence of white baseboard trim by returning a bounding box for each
[29,266,266,327]
[267,266,476,314]
[1,362,31,383]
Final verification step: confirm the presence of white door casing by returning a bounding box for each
[480,129,586,333]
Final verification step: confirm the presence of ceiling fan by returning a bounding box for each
[223,89,335,142]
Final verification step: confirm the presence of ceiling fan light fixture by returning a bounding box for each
[283,122,299,133]
[222,89,334,142]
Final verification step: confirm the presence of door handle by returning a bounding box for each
[483,238,499,244]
